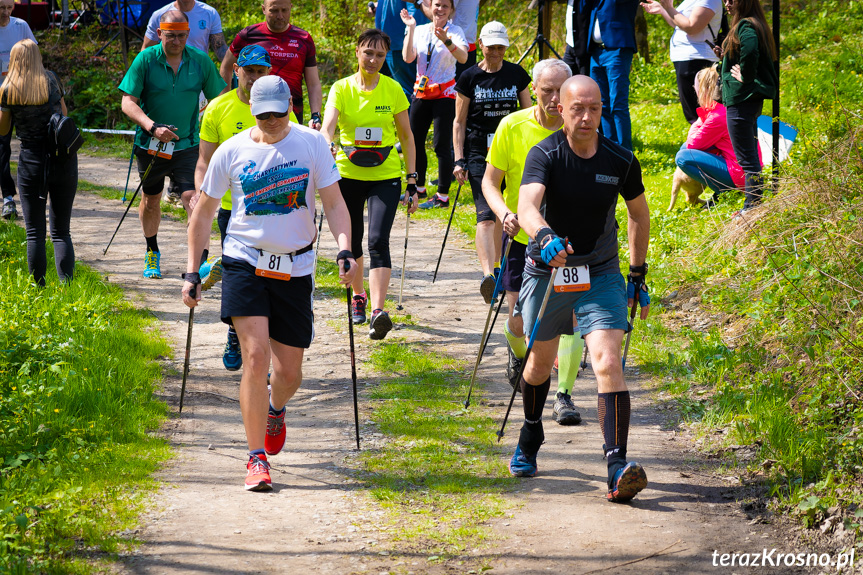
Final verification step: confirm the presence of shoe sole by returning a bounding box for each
[143,273,162,279]
[352,316,367,325]
[607,463,648,502]
[244,480,272,492]
[201,266,223,291]
[369,314,393,340]
[509,463,537,478]
[553,410,582,425]
[480,276,496,304]
[223,360,242,371]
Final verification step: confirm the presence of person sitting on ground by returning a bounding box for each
[118,9,226,279]
[482,59,586,427]
[183,75,357,492]
[513,75,651,503]
[673,65,757,208]
[221,0,323,130]
[0,0,37,221]
[401,0,468,208]
[193,44,297,371]
[0,39,77,286]
[322,28,418,340]
[453,21,531,305]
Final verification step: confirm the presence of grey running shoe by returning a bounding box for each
[480,274,496,304]
[166,183,182,205]
[1,199,16,220]
[552,391,582,425]
[369,309,393,340]
[506,341,522,393]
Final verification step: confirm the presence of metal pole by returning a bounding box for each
[772,0,780,193]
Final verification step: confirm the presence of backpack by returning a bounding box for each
[48,112,83,158]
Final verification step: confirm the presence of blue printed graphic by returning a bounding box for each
[199,19,207,30]
[240,161,309,216]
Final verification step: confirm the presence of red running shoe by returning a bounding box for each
[265,407,286,456]
[245,454,272,492]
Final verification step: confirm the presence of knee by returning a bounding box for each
[241,344,270,376]
[675,149,692,170]
[591,348,622,380]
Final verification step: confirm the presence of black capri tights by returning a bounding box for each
[409,97,455,195]
[340,177,401,269]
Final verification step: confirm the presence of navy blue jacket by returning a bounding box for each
[587,0,639,51]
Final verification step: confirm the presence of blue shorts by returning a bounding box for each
[514,272,628,342]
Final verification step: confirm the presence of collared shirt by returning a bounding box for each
[118,43,226,151]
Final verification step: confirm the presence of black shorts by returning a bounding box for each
[134,145,197,196]
[466,156,497,224]
[220,255,315,348]
[502,237,527,293]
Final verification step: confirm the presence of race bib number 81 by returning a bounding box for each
[256,250,293,281]
[553,265,590,293]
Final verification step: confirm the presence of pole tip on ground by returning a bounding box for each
[463,400,470,408]
[396,305,403,311]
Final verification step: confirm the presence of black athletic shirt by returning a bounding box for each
[455,61,530,156]
[1,71,63,144]
[521,131,645,277]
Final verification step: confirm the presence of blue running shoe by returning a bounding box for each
[223,328,242,371]
[607,461,648,503]
[143,250,162,279]
[419,193,449,209]
[200,256,223,291]
[509,445,537,477]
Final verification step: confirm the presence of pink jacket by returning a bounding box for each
[685,104,761,189]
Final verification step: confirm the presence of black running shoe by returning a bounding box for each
[552,392,582,425]
[368,309,393,340]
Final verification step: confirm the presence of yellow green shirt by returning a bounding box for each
[486,107,562,245]
[200,89,298,210]
[327,74,409,181]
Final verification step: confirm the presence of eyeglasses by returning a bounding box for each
[255,110,290,120]
[163,33,189,41]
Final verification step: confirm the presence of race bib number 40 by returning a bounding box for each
[553,265,590,293]
[147,137,174,159]
[255,250,293,281]
[355,127,383,146]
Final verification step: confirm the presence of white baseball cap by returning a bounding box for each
[479,21,509,47]
[250,75,292,116]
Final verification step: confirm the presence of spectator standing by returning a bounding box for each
[222,0,323,129]
[452,21,531,302]
[0,0,36,220]
[142,0,228,60]
[401,0,468,208]
[0,40,77,285]
[371,0,428,99]
[118,10,226,279]
[640,0,722,124]
[718,0,777,214]
[563,0,592,77]
[587,0,639,150]
[417,0,479,79]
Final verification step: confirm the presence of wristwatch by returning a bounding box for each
[454,159,467,170]
[406,171,418,181]
[629,262,649,276]
[445,39,453,47]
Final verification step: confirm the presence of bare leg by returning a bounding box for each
[269,339,305,410]
[232,316,271,452]
[139,193,161,237]
[507,290,524,337]
[475,220,496,276]
[583,329,627,393]
[368,266,391,312]
[351,255,366,295]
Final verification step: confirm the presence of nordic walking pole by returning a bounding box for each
[497,267,559,442]
[464,239,512,408]
[179,249,209,414]
[121,145,135,202]
[396,209,410,311]
[103,142,162,255]
[621,294,640,371]
[312,207,325,278]
[344,259,361,450]
[432,182,462,283]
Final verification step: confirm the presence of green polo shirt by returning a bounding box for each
[118,44,226,151]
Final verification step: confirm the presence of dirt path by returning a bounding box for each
[63,151,804,574]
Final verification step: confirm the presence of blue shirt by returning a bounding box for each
[375,0,427,51]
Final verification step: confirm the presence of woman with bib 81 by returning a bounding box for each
[322,28,418,341]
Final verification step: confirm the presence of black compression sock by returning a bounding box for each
[518,419,544,455]
[145,234,159,253]
[520,376,550,422]
[598,391,631,481]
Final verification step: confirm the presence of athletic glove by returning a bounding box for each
[627,273,650,308]
[406,183,418,197]
[537,227,567,266]
[336,249,354,263]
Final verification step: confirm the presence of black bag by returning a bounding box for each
[48,112,83,158]
[342,145,392,168]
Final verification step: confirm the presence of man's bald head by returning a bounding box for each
[560,75,602,106]
[558,75,603,147]
[160,9,189,23]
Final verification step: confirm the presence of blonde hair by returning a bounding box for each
[0,39,49,106]
[695,66,720,111]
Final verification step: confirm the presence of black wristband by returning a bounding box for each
[406,183,418,197]
[629,263,648,276]
[311,112,321,123]
[406,171,418,180]
[182,271,201,285]
[454,158,467,169]
[535,226,557,248]
[336,250,354,263]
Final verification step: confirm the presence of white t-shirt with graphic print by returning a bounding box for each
[202,124,340,276]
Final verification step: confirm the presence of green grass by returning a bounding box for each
[81,133,136,161]
[0,221,173,573]
[355,342,514,566]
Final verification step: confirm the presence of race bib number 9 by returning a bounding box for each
[553,265,590,293]
[255,250,293,281]
[355,127,383,146]
[147,137,174,159]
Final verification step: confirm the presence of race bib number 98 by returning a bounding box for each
[553,265,590,293]
[255,250,293,281]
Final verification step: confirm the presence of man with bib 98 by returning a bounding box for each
[511,75,651,503]
[182,75,356,492]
